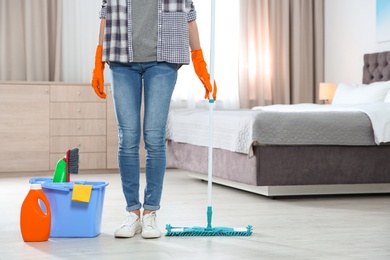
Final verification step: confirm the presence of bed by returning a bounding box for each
[166,51,390,197]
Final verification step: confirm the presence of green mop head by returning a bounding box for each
[165,224,253,237]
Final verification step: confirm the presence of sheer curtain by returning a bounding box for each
[0,0,62,81]
[239,0,324,108]
[171,0,240,109]
[61,0,104,83]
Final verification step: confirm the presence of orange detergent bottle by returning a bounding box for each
[20,183,51,242]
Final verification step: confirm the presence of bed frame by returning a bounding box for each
[166,51,390,197]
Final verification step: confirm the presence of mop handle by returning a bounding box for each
[209,0,216,92]
[207,0,216,208]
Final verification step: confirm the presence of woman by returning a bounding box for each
[91,0,217,239]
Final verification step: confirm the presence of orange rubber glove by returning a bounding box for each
[91,45,106,99]
[191,49,217,100]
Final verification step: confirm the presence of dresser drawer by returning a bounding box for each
[50,152,106,170]
[50,119,106,136]
[50,85,105,102]
[50,136,106,153]
[50,102,106,119]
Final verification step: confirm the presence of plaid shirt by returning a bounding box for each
[100,0,197,64]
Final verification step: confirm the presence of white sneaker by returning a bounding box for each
[142,212,161,239]
[114,211,142,238]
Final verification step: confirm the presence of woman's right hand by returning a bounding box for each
[191,49,217,100]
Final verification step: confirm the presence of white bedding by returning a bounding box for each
[166,109,258,155]
[166,103,390,156]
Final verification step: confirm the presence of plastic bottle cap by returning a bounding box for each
[30,183,42,190]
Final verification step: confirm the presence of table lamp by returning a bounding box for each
[319,82,336,104]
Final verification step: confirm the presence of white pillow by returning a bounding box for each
[385,90,390,103]
[332,81,390,105]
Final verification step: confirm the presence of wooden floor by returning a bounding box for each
[2,169,390,260]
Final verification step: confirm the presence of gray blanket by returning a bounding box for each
[252,111,375,146]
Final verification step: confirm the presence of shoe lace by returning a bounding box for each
[123,213,138,227]
[143,212,157,229]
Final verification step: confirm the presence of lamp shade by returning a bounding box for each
[319,82,336,101]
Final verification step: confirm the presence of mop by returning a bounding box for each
[165,0,252,237]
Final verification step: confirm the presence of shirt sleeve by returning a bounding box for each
[99,0,107,19]
[186,0,197,22]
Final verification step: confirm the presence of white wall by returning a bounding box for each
[325,0,390,84]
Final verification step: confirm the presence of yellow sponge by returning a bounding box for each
[72,184,93,203]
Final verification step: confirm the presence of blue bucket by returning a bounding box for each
[30,178,109,238]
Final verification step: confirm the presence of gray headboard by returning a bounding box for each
[363,51,390,84]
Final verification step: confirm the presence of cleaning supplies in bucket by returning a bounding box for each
[53,148,79,182]
[20,183,51,242]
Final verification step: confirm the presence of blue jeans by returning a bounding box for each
[109,61,178,212]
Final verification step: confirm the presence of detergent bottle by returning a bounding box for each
[20,183,51,242]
